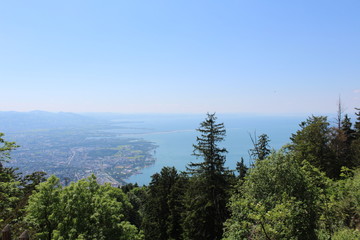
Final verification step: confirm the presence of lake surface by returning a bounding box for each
[112,114,306,185]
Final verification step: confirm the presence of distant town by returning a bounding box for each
[1,111,158,186]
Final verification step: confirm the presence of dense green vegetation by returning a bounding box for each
[1,110,360,239]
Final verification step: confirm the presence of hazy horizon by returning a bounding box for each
[1,1,359,114]
[0,109,344,118]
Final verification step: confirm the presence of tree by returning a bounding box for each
[22,171,47,194]
[354,108,360,137]
[249,133,271,161]
[121,184,146,229]
[342,114,355,143]
[0,132,46,236]
[290,116,337,178]
[329,101,348,174]
[335,97,344,130]
[25,175,62,240]
[351,108,360,168]
[0,133,22,226]
[329,168,360,233]
[142,167,187,240]
[329,110,360,174]
[236,157,248,180]
[0,132,20,184]
[329,114,357,171]
[0,132,19,166]
[188,113,228,175]
[224,150,329,240]
[26,175,143,240]
[183,113,231,240]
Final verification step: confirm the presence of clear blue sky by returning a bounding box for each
[0,0,359,114]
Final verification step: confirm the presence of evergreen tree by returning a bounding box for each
[341,114,355,143]
[188,113,228,175]
[335,114,356,169]
[330,125,349,177]
[330,112,360,171]
[124,185,147,229]
[236,157,248,180]
[0,132,20,187]
[121,183,139,194]
[354,108,360,137]
[142,167,187,240]
[183,113,231,240]
[0,132,19,166]
[249,133,271,161]
[0,132,46,236]
[290,116,337,178]
[351,108,360,167]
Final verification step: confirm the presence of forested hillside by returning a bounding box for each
[1,110,360,239]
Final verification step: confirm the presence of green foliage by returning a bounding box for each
[0,164,23,225]
[0,179,22,224]
[351,138,360,168]
[290,116,338,178]
[327,113,360,179]
[0,132,45,234]
[142,167,187,240]
[332,228,360,240]
[224,150,329,240]
[354,108,360,136]
[290,116,330,160]
[341,114,355,143]
[121,182,139,194]
[325,168,360,233]
[342,109,360,169]
[189,113,228,175]
[249,133,271,161]
[0,132,19,164]
[25,175,62,240]
[236,157,248,180]
[26,175,143,240]
[124,185,147,229]
[22,171,47,194]
[183,113,232,240]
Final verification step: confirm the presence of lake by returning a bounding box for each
[111,114,306,185]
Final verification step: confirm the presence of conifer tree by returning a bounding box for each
[338,114,356,169]
[290,116,337,177]
[354,108,360,137]
[0,132,19,167]
[142,167,187,240]
[249,133,271,161]
[351,108,360,167]
[342,114,355,142]
[183,113,231,240]
[236,157,248,180]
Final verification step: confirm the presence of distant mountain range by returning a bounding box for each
[0,111,102,132]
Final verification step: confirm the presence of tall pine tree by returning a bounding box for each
[183,113,231,240]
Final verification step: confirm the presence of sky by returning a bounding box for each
[0,0,359,115]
